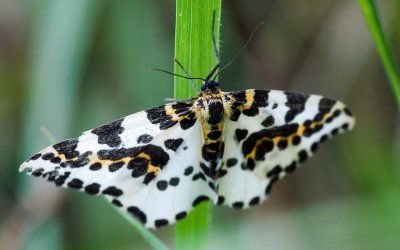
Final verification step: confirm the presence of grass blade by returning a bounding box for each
[359,0,400,109]
[174,0,221,249]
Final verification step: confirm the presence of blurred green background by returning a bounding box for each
[1,0,399,249]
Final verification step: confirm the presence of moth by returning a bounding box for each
[19,14,355,229]
[19,62,355,228]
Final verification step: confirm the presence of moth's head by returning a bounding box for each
[201,80,219,92]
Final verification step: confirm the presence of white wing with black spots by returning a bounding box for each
[112,121,217,228]
[216,90,355,208]
[20,84,355,229]
[20,102,217,229]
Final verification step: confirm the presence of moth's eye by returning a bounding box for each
[201,84,207,91]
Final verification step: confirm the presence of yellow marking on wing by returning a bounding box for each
[245,89,255,102]
[165,104,176,116]
[245,112,335,161]
[165,103,198,122]
[54,151,162,176]
[239,90,255,111]
[148,164,161,174]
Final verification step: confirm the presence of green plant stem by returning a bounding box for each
[359,0,400,109]
[174,0,221,249]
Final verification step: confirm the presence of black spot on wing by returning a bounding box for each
[109,161,124,172]
[277,139,288,150]
[208,181,215,191]
[192,172,207,182]
[42,170,59,182]
[164,138,184,151]
[314,98,336,122]
[32,168,44,177]
[229,108,241,121]
[50,157,61,163]
[143,172,156,184]
[284,92,309,123]
[249,197,260,206]
[68,151,92,168]
[156,180,168,191]
[267,165,282,178]
[89,162,102,171]
[192,196,209,207]
[265,176,279,195]
[54,172,70,186]
[311,142,319,152]
[155,219,169,228]
[129,158,149,178]
[232,201,244,209]
[85,183,100,195]
[127,206,147,224]
[253,90,270,107]
[91,118,124,147]
[29,153,42,161]
[235,129,248,142]
[226,158,238,167]
[217,196,225,205]
[344,108,353,116]
[175,211,187,220]
[42,153,55,160]
[298,150,308,163]
[292,135,301,146]
[137,134,153,144]
[229,91,246,121]
[179,111,197,130]
[173,102,192,114]
[184,166,194,176]
[102,186,123,197]
[169,177,180,186]
[242,106,259,116]
[68,178,83,189]
[285,161,297,173]
[112,199,123,207]
[261,116,275,127]
[217,195,225,205]
[53,139,79,159]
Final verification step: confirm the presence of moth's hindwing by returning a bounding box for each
[20,102,217,229]
[216,89,355,208]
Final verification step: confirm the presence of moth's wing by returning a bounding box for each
[20,102,217,229]
[217,89,355,208]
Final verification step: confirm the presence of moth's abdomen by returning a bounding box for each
[200,100,225,165]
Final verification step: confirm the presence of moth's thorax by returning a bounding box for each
[193,89,233,165]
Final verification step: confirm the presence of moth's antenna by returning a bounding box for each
[174,59,200,94]
[213,21,264,80]
[153,68,204,95]
[205,63,220,82]
[211,10,220,65]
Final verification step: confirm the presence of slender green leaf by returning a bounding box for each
[109,204,169,250]
[359,0,400,109]
[174,1,221,249]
